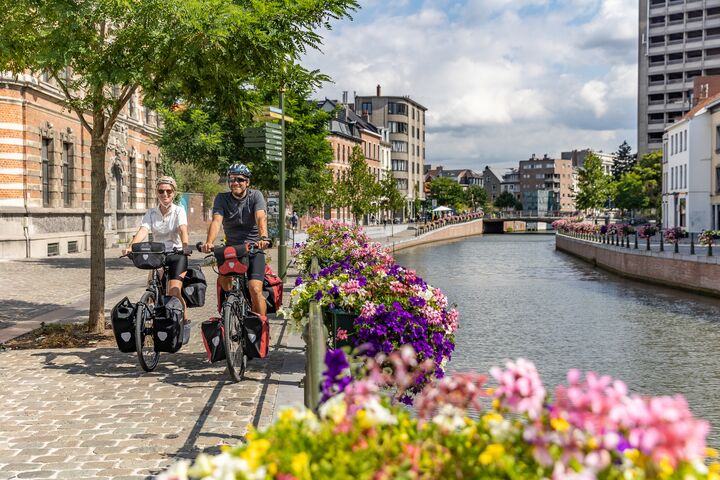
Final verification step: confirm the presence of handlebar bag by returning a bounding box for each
[152,296,184,353]
[262,264,283,314]
[111,297,137,353]
[244,313,269,359]
[216,245,250,276]
[131,242,165,270]
[200,317,226,362]
[181,265,207,308]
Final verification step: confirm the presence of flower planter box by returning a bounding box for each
[323,308,358,349]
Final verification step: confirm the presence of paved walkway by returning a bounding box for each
[0,224,427,479]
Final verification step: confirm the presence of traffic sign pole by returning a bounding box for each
[278,91,287,280]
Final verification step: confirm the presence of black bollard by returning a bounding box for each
[660,235,664,252]
[674,241,679,254]
[690,233,695,255]
[710,243,714,257]
[646,236,650,251]
[634,234,638,249]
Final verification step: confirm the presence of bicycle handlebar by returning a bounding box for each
[120,246,191,259]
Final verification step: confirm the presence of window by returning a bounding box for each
[391,160,408,171]
[717,167,720,193]
[387,102,408,115]
[391,140,407,153]
[145,158,153,207]
[388,121,408,133]
[684,130,688,151]
[396,178,408,190]
[336,144,340,161]
[715,127,720,152]
[129,97,136,118]
[129,155,137,207]
[411,125,415,137]
[68,240,78,254]
[41,138,51,207]
[361,102,372,114]
[47,242,59,257]
[62,142,72,206]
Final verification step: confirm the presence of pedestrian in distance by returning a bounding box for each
[201,163,271,316]
[122,176,190,320]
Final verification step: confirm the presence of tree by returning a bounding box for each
[465,185,488,211]
[613,172,648,216]
[611,141,636,181]
[338,146,380,224]
[494,191,519,210]
[633,150,663,219]
[288,167,335,217]
[378,174,405,219]
[575,153,610,216]
[0,0,357,332]
[428,178,465,209]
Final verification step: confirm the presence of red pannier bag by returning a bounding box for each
[262,264,283,314]
[215,245,250,276]
[244,313,270,359]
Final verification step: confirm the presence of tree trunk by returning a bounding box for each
[88,138,108,333]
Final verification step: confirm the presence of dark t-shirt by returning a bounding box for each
[212,190,267,245]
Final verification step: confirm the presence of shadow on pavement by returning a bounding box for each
[20,256,132,270]
[0,299,65,326]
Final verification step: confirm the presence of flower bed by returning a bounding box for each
[638,224,658,239]
[664,227,688,244]
[161,348,718,480]
[699,230,720,247]
[282,218,458,399]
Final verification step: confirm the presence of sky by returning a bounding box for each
[302,0,638,172]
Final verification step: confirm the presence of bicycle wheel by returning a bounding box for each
[135,290,159,372]
[223,297,247,382]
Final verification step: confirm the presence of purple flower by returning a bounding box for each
[314,290,323,301]
[321,349,352,403]
[295,276,303,286]
[409,296,426,307]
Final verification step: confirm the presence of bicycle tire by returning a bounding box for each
[135,290,159,372]
[223,296,247,382]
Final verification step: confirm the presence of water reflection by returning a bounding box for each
[394,234,720,445]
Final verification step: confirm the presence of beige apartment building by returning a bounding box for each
[355,86,427,219]
[710,102,720,228]
[0,72,161,258]
[518,154,575,213]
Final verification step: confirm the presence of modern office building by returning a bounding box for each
[638,0,720,156]
[518,154,575,212]
[355,86,427,218]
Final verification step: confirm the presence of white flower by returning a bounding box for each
[318,394,347,423]
[431,404,465,431]
[157,459,190,480]
[363,398,398,426]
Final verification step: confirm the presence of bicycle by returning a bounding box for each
[121,242,190,372]
[199,240,271,382]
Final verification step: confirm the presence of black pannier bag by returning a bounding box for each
[182,265,207,308]
[201,317,225,362]
[111,297,136,353]
[152,296,184,353]
[244,313,269,359]
[131,242,165,270]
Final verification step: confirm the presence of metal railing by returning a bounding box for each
[559,230,715,257]
[413,212,484,237]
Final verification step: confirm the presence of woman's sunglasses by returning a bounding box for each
[157,189,174,195]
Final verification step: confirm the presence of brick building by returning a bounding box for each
[0,72,161,258]
[518,154,575,213]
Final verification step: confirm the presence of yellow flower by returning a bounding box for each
[482,412,503,425]
[292,452,310,478]
[479,444,505,465]
[279,408,297,423]
[586,436,598,450]
[492,399,501,410]
[624,449,641,463]
[486,387,495,396]
[710,463,720,474]
[550,417,570,432]
[240,438,271,470]
[268,462,278,476]
[707,448,719,458]
[658,457,673,479]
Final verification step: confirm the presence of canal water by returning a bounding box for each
[394,234,720,445]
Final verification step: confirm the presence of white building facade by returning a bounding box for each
[663,102,713,232]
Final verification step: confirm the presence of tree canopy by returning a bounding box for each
[494,191,520,210]
[337,146,380,223]
[428,177,466,210]
[0,0,358,331]
[611,140,636,181]
[575,153,610,212]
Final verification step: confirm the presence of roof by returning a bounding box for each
[673,91,720,126]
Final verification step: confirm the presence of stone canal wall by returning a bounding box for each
[556,233,720,297]
[390,219,484,253]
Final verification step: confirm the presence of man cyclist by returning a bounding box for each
[122,176,190,320]
[202,163,270,316]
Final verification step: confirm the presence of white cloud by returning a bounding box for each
[304,0,639,167]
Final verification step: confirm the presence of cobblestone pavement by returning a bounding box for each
[0,261,303,479]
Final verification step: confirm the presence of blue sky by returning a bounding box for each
[303,0,637,171]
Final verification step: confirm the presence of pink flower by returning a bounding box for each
[360,301,377,317]
[336,328,348,341]
[389,281,407,294]
[491,358,546,419]
[341,279,361,294]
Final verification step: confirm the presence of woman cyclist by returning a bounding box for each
[122,176,190,320]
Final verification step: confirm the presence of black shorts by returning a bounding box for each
[166,253,188,281]
[247,251,265,282]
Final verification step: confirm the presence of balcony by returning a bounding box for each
[647,102,667,113]
[706,15,720,28]
[648,83,667,94]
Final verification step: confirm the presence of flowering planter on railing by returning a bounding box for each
[323,307,357,349]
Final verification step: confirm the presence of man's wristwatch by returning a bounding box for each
[259,236,273,248]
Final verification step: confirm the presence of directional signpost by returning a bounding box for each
[243,104,293,279]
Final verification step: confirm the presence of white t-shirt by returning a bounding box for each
[140,203,188,250]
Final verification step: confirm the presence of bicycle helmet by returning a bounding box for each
[227,163,251,178]
[156,176,177,190]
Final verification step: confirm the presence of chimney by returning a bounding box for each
[543,154,549,160]
[376,84,381,96]
[342,91,348,104]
